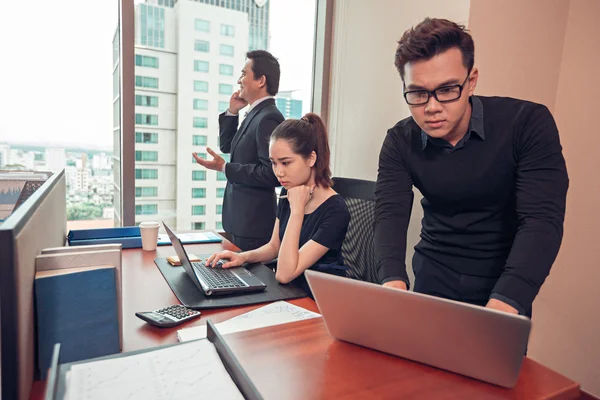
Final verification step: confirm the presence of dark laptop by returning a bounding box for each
[163,222,266,296]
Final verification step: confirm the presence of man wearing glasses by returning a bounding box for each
[374,18,568,317]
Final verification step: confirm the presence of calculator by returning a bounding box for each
[135,304,201,328]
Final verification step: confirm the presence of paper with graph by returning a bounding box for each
[66,339,243,400]
[177,301,321,342]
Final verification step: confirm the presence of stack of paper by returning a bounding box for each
[177,301,321,342]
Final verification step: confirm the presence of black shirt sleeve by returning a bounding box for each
[374,129,415,286]
[491,104,569,311]
[311,198,351,250]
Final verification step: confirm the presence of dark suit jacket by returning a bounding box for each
[219,98,284,239]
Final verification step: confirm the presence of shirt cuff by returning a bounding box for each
[489,293,528,316]
[225,109,238,116]
[221,162,227,174]
[381,276,410,290]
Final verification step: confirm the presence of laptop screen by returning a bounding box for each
[162,222,202,290]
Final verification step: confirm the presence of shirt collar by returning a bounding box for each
[420,95,485,150]
[247,95,275,113]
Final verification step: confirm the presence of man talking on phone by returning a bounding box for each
[193,50,284,251]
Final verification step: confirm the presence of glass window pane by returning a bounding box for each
[193,99,208,110]
[192,135,207,146]
[194,60,209,73]
[195,19,210,32]
[219,84,233,95]
[219,44,234,57]
[194,80,209,92]
[194,40,210,52]
[193,117,208,128]
[219,64,234,76]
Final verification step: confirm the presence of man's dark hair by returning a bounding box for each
[246,50,280,95]
[394,18,475,81]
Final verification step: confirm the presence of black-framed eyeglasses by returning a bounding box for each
[403,73,471,106]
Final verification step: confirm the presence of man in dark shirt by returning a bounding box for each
[374,18,569,316]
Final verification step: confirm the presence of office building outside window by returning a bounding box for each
[117,0,316,230]
[194,80,209,92]
[195,19,210,32]
[193,99,208,110]
[193,117,208,128]
[219,64,234,76]
[136,132,158,144]
[194,40,210,52]
[193,222,206,230]
[192,188,206,198]
[221,23,235,37]
[194,60,209,72]
[219,83,233,95]
[220,44,234,57]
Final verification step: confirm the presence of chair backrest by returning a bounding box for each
[332,177,379,283]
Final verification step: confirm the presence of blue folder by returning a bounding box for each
[67,227,222,249]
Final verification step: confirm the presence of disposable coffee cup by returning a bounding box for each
[139,221,160,251]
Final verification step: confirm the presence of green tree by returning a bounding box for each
[67,204,103,220]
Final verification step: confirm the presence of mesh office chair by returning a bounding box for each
[333,177,379,283]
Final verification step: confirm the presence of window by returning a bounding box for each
[219,44,234,57]
[135,132,158,144]
[193,117,208,128]
[192,153,207,162]
[135,187,158,197]
[216,188,225,198]
[216,204,223,215]
[219,84,233,95]
[135,95,158,107]
[192,188,206,198]
[192,205,206,216]
[219,64,234,76]
[135,204,158,215]
[221,153,230,162]
[192,222,206,230]
[135,54,159,68]
[192,171,206,181]
[135,114,158,126]
[195,19,210,32]
[140,5,165,48]
[193,99,208,110]
[135,151,158,162]
[194,60,209,73]
[194,40,209,53]
[135,169,158,179]
[218,101,229,113]
[217,171,227,181]
[135,76,159,89]
[220,24,235,37]
[194,80,208,92]
[192,135,207,146]
[215,221,223,230]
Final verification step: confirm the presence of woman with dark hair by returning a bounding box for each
[206,113,350,297]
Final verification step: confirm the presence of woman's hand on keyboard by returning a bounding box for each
[205,250,248,269]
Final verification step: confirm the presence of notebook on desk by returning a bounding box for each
[306,270,531,388]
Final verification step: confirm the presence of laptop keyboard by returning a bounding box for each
[192,262,247,289]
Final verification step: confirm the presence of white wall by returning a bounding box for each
[328,0,471,286]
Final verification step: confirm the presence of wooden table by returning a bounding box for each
[30,238,582,399]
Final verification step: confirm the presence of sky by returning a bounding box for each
[0,0,316,149]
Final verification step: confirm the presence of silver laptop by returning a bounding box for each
[305,270,531,388]
[163,222,266,296]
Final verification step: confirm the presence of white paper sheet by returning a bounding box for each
[177,301,321,342]
[66,339,243,400]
